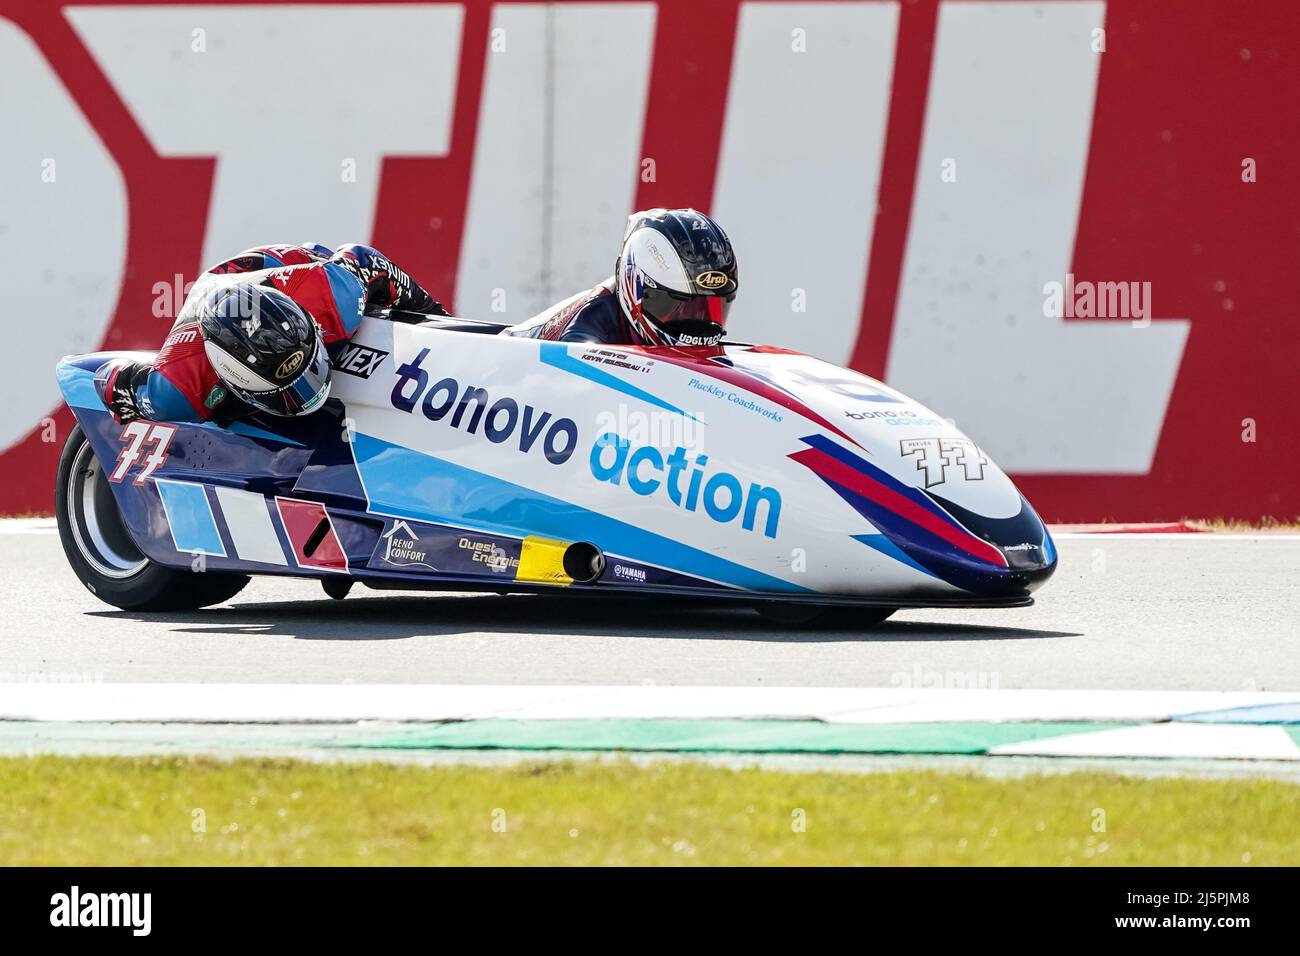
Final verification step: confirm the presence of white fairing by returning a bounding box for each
[728,349,1024,521]
[330,320,1046,598]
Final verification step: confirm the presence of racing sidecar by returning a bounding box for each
[53,314,1055,626]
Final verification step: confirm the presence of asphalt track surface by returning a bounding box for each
[2,527,1297,691]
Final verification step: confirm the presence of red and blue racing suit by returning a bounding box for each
[129,243,444,423]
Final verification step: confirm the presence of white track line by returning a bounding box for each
[0,684,1297,724]
[0,519,56,534]
[993,724,1300,761]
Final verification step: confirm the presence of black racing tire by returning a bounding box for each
[55,424,249,611]
[754,603,896,629]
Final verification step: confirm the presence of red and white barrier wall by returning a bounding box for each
[1,0,1296,519]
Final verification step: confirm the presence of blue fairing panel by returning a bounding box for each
[154,479,227,556]
[350,431,806,594]
[58,358,323,569]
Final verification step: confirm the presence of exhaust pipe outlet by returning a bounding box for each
[562,542,606,584]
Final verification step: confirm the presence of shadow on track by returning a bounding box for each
[87,592,1081,644]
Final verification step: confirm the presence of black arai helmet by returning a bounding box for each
[616,208,738,346]
[196,282,330,416]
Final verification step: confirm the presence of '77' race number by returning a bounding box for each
[109,421,177,485]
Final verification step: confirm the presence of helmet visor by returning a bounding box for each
[238,338,331,416]
[641,286,733,331]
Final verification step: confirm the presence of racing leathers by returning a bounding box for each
[501,278,639,345]
[102,243,446,425]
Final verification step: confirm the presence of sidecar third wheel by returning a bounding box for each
[754,603,896,629]
[322,578,353,600]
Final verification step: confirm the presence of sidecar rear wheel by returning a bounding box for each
[754,603,896,629]
[55,425,249,611]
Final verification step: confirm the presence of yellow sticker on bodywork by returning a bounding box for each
[515,536,573,585]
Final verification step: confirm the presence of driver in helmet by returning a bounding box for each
[96,243,446,424]
[504,208,738,347]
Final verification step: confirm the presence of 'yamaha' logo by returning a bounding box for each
[275,350,304,380]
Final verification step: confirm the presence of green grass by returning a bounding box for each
[1187,516,1300,532]
[1,755,1296,865]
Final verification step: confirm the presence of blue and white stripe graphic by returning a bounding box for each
[351,432,805,594]
[154,479,226,556]
[212,486,288,566]
[538,342,701,422]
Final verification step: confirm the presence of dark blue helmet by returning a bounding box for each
[617,208,738,346]
[196,282,330,417]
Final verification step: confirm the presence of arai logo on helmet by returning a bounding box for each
[275,350,304,380]
[695,271,728,290]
